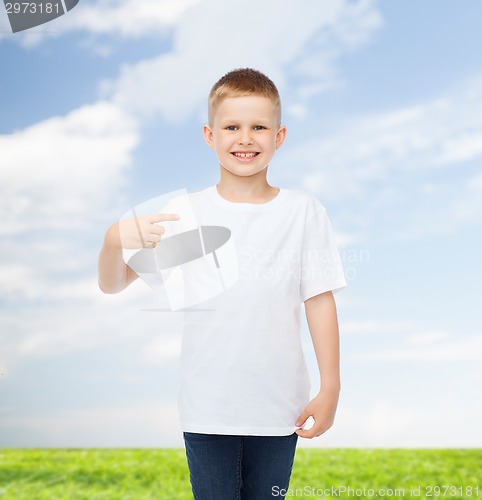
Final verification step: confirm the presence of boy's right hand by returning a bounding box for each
[118,213,180,249]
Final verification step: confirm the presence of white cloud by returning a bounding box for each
[348,333,482,362]
[0,402,182,447]
[342,320,414,335]
[468,171,482,191]
[0,0,202,46]
[0,291,183,376]
[142,334,182,364]
[275,75,482,240]
[107,0,382,122]
[406,330,450,345]
[289,0,382,87]
[337,320,480,362]
[363,401,414,439]
[288,83,482,202]
[0,100,141,308]
[0,263,39,301]
[0,100,139,235]
[1,0,382,63]
[308,398,482,447]
[64,0,201,37]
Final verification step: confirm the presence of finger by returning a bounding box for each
[295,410,310,427]
[148,225,166,236]
[297,422,326,439]
[145,233,162,244]
[147,213,180,223]
[295,428,315,439]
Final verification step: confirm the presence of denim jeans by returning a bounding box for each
[183,431,298,500]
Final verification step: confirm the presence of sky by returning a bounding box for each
[0,0,481,449]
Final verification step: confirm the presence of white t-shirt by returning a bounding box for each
[177,185,346,436]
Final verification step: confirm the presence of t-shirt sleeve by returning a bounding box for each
[300,203,347,302]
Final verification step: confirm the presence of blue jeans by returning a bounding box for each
[183,431,298,500]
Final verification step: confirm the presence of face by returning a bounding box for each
[203,95,286,179]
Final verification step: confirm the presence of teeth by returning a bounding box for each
[233,152,257,158]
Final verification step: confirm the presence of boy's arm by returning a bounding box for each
[98,212,180,294]
[296,290,341,439]
[98,223,138,294]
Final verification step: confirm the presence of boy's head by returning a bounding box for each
[204,68,286,180]
[208,68,281,126]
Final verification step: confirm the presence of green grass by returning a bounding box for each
[0,449,480,499]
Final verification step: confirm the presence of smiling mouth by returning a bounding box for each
[231,152,260,159]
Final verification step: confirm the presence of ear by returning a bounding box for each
[275,125,287,150]
[203,124,215,150]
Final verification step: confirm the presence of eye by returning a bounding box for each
[225,125,237,131]
[253,125,266,131]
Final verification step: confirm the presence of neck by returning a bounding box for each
[216,166,279,203]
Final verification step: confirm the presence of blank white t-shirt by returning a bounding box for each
[178,185,346,436]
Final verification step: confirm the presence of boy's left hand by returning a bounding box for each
[295,387,340,439]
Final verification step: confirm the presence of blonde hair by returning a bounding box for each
[208,68,281,125]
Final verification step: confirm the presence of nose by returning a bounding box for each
[237,128,253,145]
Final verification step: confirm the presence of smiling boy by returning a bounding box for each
[204,87,285,205]
[98,68,346,499]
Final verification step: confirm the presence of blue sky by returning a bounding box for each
[1,0,481,448]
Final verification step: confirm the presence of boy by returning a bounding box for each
[98,68,346,499]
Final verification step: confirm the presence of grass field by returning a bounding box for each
[0,448,480,499]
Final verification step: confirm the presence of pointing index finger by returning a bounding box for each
[147,213,181,223]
